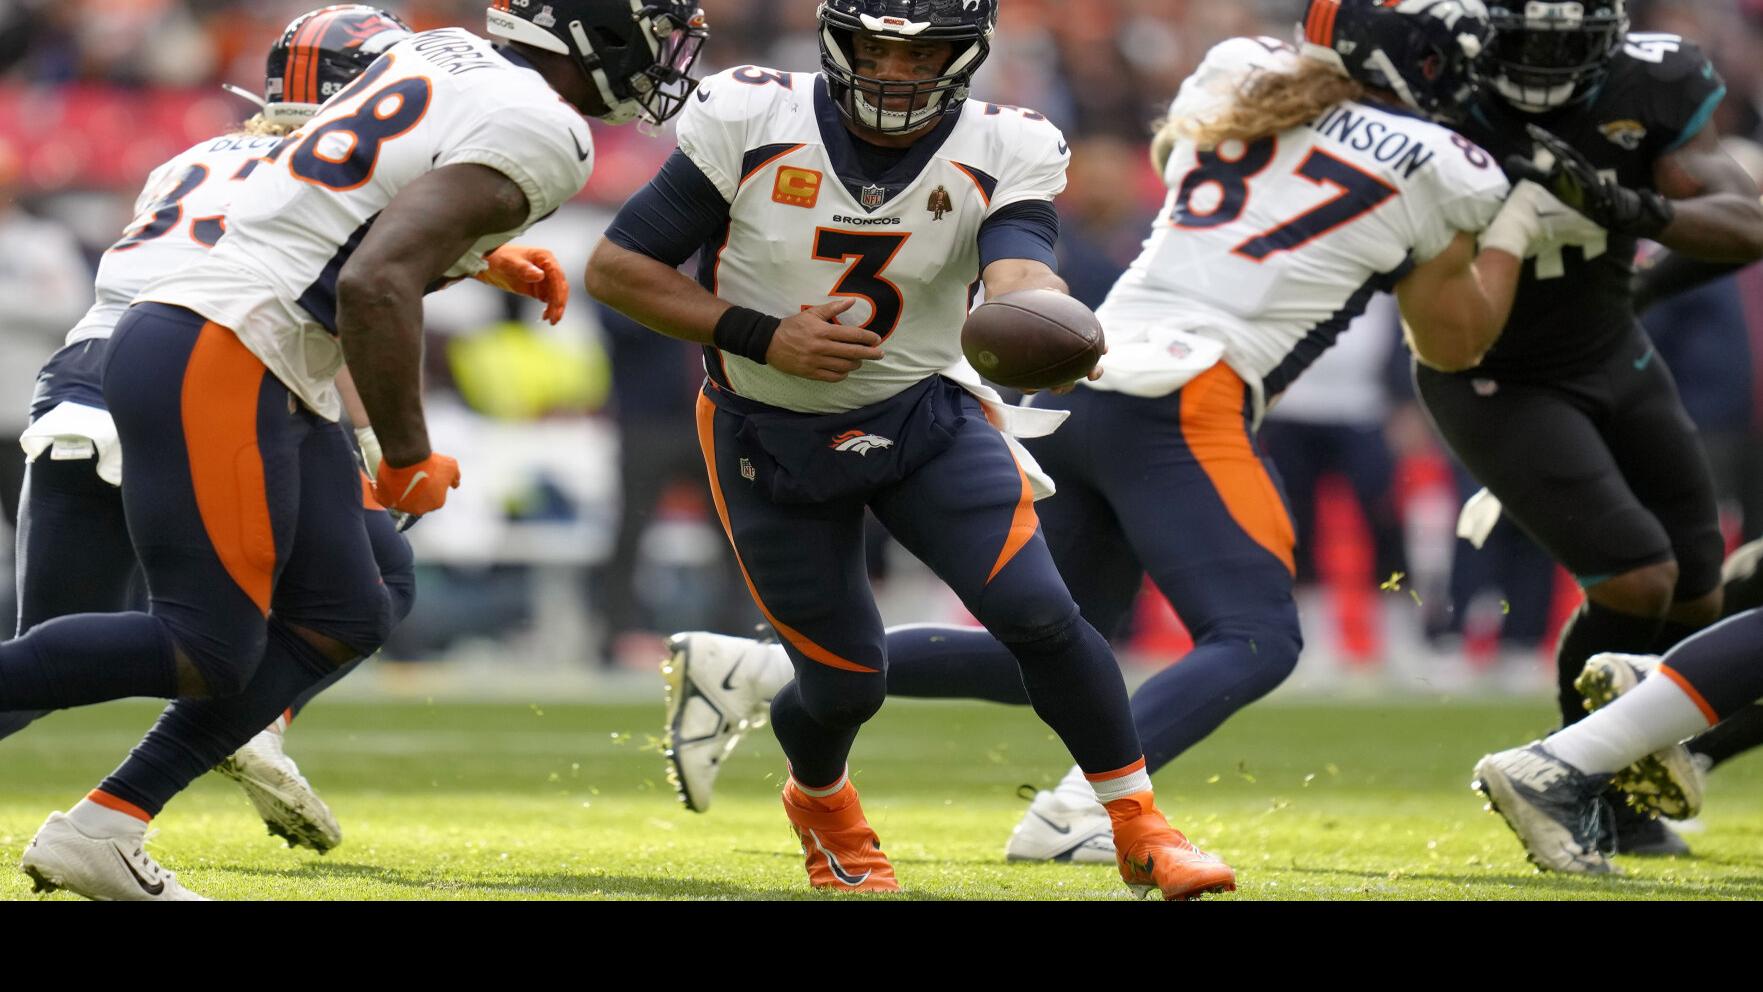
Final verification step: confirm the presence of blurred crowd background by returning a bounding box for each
[2,0,1762,694]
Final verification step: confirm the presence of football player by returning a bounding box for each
[588,0,1234,899]
[1,5,575,855]
[1421,0,1763,854]
[5,0,707,901]
[655,0,1599,864]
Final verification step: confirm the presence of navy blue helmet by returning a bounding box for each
[1483,0,1628,112]
[486,0,709,125]
[264,6,411,127]
[1300,0,1493,122]
[817,0,996,134]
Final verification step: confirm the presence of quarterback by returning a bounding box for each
[589,0,1234,899]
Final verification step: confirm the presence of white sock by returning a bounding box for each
[754,642,795,703]
[67,794,149,838]
[1547,672,1714,775]
[1088,759,1154,805]
[1052,764,1100,808]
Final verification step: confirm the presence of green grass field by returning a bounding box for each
[2,697,1760,900]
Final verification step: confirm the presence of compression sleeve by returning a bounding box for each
[978,200,1060,270]
[603,150,732,267]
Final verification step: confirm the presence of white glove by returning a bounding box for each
[354,425,383,478]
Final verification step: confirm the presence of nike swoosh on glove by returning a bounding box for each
[1505,124,1675,239]
[476,245,570,324]
[375,453,461,517]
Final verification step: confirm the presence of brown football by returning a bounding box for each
[961,288,1106,391]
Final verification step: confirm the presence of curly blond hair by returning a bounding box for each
[234,113,296,138]
[1152,59,1364,173]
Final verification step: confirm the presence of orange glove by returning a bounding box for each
[374,453,461,517]
[476,244,569,324]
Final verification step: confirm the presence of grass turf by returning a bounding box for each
[2,697,1760,900]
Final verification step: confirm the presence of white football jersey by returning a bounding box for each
[678,67,1068,414]
[140,28,594,420]
[1094,37,1510,409]
[66,133,287,348]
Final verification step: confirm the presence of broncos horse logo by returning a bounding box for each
[830,430,895,455]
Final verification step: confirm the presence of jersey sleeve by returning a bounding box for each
[985,112,1069,216]
[1638,37,1726,155]
[674,67,780,203]
[1167,37,1300,132]
[438,100,593,227]
[1411,132,1512,264]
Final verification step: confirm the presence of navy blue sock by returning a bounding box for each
[768,680,862,789]
[1006,614,1142,774]
[1659,609,1763,721]
[884,626,1030,704]
[287,656,361,721]
[0,709,46,741]
[1129,632,1300,773]
[1554,601,1665,725]
[1688,703,1763,768]
[97,620,334,817]
[0,612,178,711]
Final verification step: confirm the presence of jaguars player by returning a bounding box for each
[7,0,708,901]
[1420,0,1763,854]
[652,0,1602,864]
[588,0,1234,900]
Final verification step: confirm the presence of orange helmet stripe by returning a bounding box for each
[286,10,338,106]
[1305,0,1342,47]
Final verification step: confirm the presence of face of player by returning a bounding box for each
[848,35,955,114]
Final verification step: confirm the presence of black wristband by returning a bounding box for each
[712,306,781,365]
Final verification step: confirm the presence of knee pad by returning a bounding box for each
[180,627,268,698]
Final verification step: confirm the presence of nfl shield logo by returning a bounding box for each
[860,184,886,209]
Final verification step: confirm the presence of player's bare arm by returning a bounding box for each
[336,162,528,469]
[1397,230,1521,372]
[585,238,886,383]
[1650,125,1763,262]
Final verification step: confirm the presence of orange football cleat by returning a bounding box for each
[780,779,900,893]
[1107,793,1236,901]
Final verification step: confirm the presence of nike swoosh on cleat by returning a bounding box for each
[1029,811,1072,835]
[1634,348,1656,371]
[571,131,591,162]
[810,830,872,887]
[719,656,743,693]
[112,844,165,896]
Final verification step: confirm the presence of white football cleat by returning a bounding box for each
[1004,788,1116,863]
[20,812,206,901]
[662,632,776,812]
[215,721,342,853]
[1473,744,1617,875]
[1575,652,1704,820]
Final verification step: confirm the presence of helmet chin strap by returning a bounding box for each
[1366,49,1426,115]
[568,18,647,124]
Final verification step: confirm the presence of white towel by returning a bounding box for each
[20,401,123,487]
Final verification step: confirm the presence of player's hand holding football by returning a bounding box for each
[375,452,462,517]
[765,298,886,383]
[1507,124,1674,239]
[476,245,569,324]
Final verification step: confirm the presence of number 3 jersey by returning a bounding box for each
[140,27,593,420]
[1094,38,1509,410]
[677,67,1068,415]
[1455,33,1725,381]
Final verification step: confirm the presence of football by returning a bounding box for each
[961,288,1106,391]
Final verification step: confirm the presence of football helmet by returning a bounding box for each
[1483,1,1629,112]
[1300,0,1492,123]
[264,5,412,127]
[486,0,709,125]
[818,0,996,134]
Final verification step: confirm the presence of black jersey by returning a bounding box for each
[1454,33,1726,381]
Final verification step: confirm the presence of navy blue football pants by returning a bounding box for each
[697,378,1143,788]
[885,366,1305,775]
[0,304,403,752]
